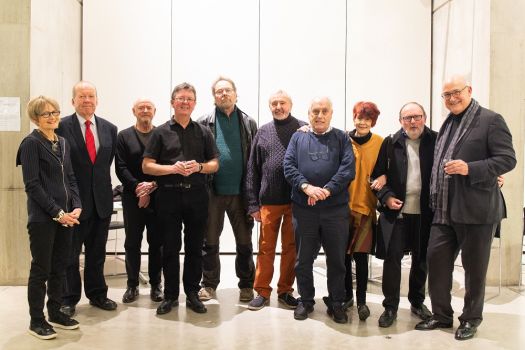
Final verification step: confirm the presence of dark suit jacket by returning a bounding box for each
[57,113,117,220]
[444,106,516,225]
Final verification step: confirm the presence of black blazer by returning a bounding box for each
[56,113,117,220]
[16,130,82,223]
[444,106,516,225]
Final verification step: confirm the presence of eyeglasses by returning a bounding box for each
[401,114,423,122]
[39,111,60,118]
[174,97,195,103]
[441,86,468,100]
[214,88,234,96]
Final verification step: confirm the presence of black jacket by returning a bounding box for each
[56,114,117,220]
[198,106,258,199]
[372,126,437,258]
[443,106,516,224]
[16,130,82,223]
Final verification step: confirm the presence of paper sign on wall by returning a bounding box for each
[0,97,21,131]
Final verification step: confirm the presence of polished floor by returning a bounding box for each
[1,255,524,350]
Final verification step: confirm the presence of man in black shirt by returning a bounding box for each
[143,83,219,315]
[115,99,163,304]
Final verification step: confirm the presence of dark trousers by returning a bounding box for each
[157,187,208,299]
[382,214,427,311]
[202,192,254,289]
[122,191,162,287]
[28,221,72,320]
[345,252,368,305]
[427,223,496,325]
[292,203,349,304]
[62,213,110,305]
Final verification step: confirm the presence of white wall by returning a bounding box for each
[30,0,82,113]
[82,0,432,252]
[431,0,490,129]
[347,0,431,136]
[82,0,172,130]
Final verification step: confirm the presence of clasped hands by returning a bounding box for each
[136,181,158,208]
[304,185,331,206]
[57,208,82,227]
[172,160,200,177]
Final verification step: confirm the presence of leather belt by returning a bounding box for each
[161,183,204,190]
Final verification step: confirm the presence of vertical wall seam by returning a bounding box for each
[344,0,348,131]
[257,0,261,126]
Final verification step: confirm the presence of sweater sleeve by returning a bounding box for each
[283,133,309,190]
[323,132,355,195]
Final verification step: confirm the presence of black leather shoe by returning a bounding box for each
[327,304,348,324]
[415,317,453,330]
[28,319,57,340]
[294,302,314,320]
[186,293,207,314]
[122,287,139,303]
[156,299,178,315]
[357,304,370,321]
[411,304,432,320]
[60,305,76,318]
[89,297,117,311]
[150,284,164,302]
[455,321,477,340]
[378,309,397,328]
[342,296,354,311]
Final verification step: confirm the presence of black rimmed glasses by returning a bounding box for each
[401,114,423,122]
[441,86,468,100]
[39,111,60,118]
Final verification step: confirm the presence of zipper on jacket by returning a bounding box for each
[60,139,70,212]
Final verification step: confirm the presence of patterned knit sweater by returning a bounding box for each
[245,115,306,214]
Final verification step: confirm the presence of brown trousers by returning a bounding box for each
[253,204,296,298]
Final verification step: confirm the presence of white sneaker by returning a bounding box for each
[198,287,216,301]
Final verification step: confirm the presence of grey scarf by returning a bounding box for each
[429,98,480,224]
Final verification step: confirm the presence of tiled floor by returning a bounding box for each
[1,255,524,350]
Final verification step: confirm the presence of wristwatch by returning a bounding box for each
[53,210,65,222]
[198,163,203,173]
[301,183,309,191]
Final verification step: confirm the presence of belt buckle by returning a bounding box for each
[179,182,191,190]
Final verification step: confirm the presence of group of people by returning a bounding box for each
[17,74,515,342]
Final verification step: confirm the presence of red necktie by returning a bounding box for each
[85,120,96,163]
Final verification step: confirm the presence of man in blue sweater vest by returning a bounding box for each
[284,97,355,323]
